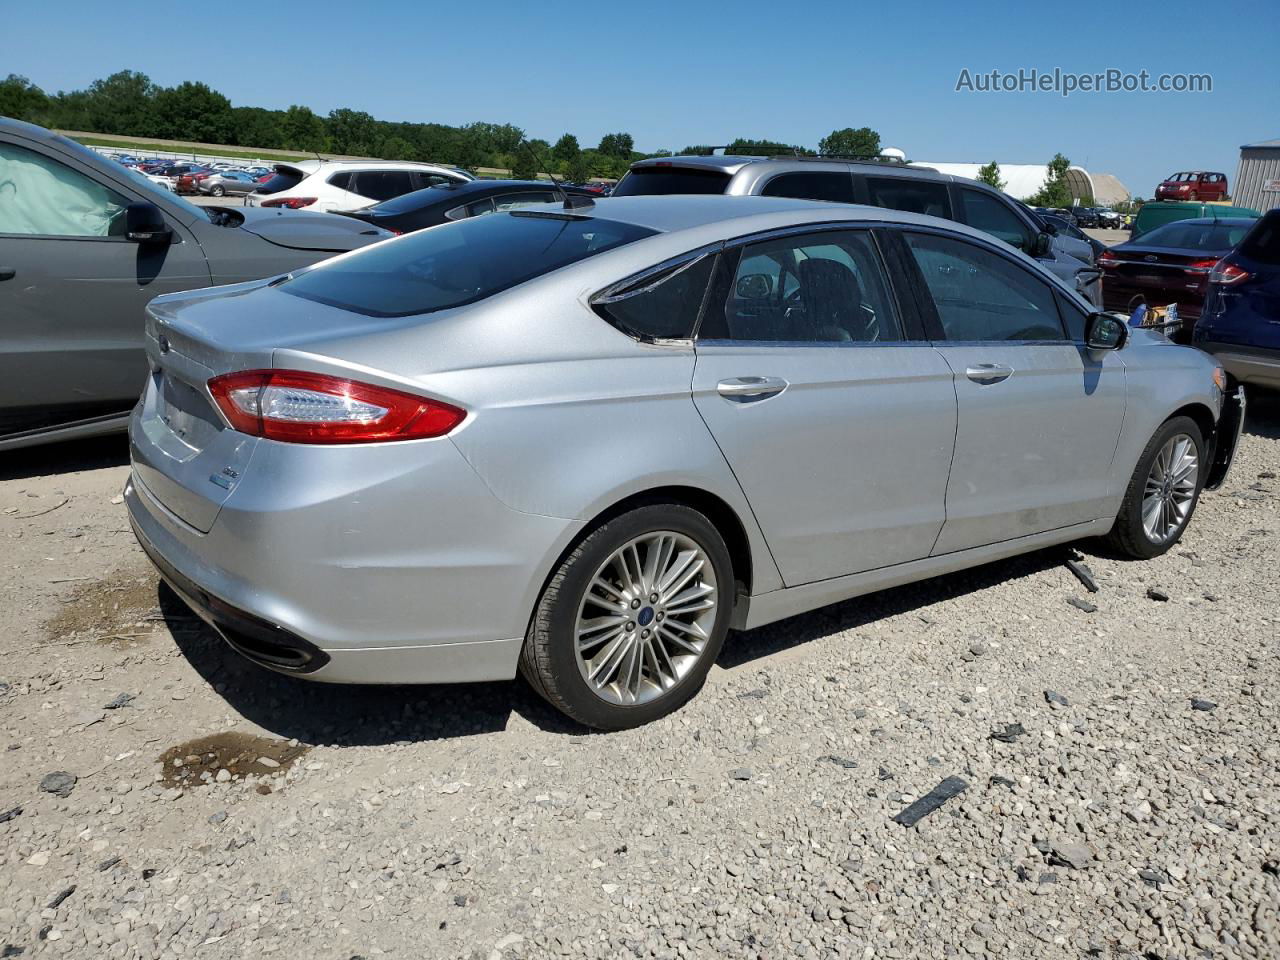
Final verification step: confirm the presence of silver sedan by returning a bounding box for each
[126,196,1242,729]
[198,172,260,197]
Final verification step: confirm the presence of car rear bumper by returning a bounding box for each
[124,428,585,684]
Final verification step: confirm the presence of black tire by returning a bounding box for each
[210,185,225,197]
[520,503,733,730]
[1106,416,1205,559]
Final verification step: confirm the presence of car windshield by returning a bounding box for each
[1139,221,1254,250]
[281,211,657,317]
[612,166,732,197]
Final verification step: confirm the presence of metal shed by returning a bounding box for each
[1233,139,1280,212]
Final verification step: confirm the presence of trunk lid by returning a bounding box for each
[236,207,392,252]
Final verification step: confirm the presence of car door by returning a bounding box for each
[0,137,211,436]
[891,229,1127,554]
[691,227,958,586]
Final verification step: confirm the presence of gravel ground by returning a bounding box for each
[2,392,1278,960]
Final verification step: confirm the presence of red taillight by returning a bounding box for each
[261,197,317,209]
[1098,249,1118,268]
[207,370,465,444]
[1209,260,1251,285]
[1184,257,1219,272]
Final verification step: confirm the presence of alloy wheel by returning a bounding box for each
[573,531,718,706]
[1142,434,1198,543]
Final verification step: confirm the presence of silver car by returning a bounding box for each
[199,171,260,197]
[126,196,1243,730]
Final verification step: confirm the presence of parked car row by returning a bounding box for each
[1,119,1252,730]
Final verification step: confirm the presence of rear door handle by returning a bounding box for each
[965,363,1014,385]
[716,376,789,401]
[0,267,14,282]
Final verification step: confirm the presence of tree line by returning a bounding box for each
[0,71,883,180]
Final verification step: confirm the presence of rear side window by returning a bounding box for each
[257,167,305,195]
[761,172,854,203]
[956,188,1032,252]
[1238,211,1280,265]
[865,177,951,219]
[353,170,417,202]
[494,191,556,211]
[327,171,352,190]
[594,255,715,340]
[904,232,1065,342]
[282,212,656,317]
[611,167,731,196]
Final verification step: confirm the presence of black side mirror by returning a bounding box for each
[125,202,172,244]
[1085,311,1128,351]
[1032,231,1054,257]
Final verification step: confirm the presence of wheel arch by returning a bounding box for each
[1168,401,1216,449]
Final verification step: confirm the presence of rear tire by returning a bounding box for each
[1106,416,1205,559]
[1188,191,1198,202]
[210,185,226,197]
[520,504,733,730]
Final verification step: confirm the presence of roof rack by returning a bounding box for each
[790,154,912,164]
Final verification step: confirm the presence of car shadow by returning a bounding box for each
[0,435,129,481]
[158,584,583,747]
[1244,387,1280,440]
[717,546,1069,670]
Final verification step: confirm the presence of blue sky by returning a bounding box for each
[4,0,1278,200]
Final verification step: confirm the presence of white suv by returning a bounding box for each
[246,160,473,213]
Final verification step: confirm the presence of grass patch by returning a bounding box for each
[72,135,307,163]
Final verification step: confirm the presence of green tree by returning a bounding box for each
[326,108,378,156]
[0,74,49,123]
[727,137,811,157]
[1026,153,1073,207]
[567,151,594,184]
[818,127,881,158]
[552,133,580,166]
[975,161,1005,191]
[151,82,233,143]
[230,106,283,149]
[509,147,539,180]
[280,105,327,152]
[596,132,635,158]
[82,70,156,136]
[379,136,416,161]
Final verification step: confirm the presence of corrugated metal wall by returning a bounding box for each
[1233,149,1280,212]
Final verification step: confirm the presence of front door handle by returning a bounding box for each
[965,363,1014,385]
[716,376,789,401]
[0,267,15,282]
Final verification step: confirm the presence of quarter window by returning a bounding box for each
[595,255,715,340]
[709,231,902,343]
[956,188,1032,252]
[864,177,950,219]
[493,191,556,212]
[904,232,1065,342]
[327,171,352,190]
[0,143,128,237]
[761,172,855,204]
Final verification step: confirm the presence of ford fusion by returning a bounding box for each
[127,195,1243,730]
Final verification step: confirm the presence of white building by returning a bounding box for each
[910,160,1130,206]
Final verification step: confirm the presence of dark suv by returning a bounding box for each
[615,155,1101,305]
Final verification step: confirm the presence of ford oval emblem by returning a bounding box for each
[1143,255,1158,263]
[158,335,170,355]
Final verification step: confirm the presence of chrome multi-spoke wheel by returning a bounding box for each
[1141,434,1199,544]
[573,531,719,706]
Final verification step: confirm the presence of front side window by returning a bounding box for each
[864,177,950,219]
[761,172,855,204]
[282,212,656,318]
[707,230,902,343]
[0,143,128,237]
[904,232,1065,342]
[957,188,1032,252]
[594,254,715,340]
[353,170,416,202]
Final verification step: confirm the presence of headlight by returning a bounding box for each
[1212,366,1228,392]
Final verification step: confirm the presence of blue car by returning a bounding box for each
[1194,210,1280,391]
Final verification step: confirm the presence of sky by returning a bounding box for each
[4,0,1278,200]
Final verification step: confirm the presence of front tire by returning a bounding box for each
[520,504,733,730]
[1106,416,1205,558]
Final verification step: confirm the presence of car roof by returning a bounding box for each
[628,154,942,179]
[564,194,980,236]
[1151,217,1257,226]
[277,159,466,175]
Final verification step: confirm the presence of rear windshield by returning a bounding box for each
[1139,220,1254,250]
[369,184,457,214]
[256,167,305,195]
[281,212,657,317]
[612,166,731,197]
[1238,212,1280,265]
